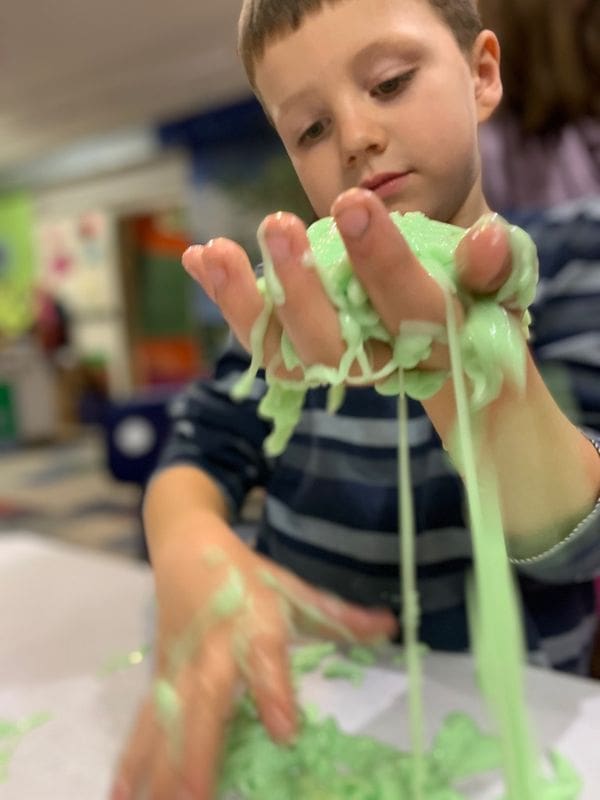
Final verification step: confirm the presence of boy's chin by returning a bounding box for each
[387,195,474,227]
[379,188,443,221]
[385,197,442,222]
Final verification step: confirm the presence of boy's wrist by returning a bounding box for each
[146,506,238,565]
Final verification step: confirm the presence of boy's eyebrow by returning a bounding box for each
[350,36,422,73]
[277,86,320,119]
[275,36,422,119]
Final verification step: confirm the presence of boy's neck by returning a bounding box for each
[448,177,491,228]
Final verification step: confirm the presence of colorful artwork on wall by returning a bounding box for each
[0,192,36,336]
[37,211,117,312]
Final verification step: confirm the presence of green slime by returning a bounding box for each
[292,642,337,674]
[0,713,52,783]
[445,291,538,798]
[100,645,151,676]
[219,685,498,800]
[155,560,251,750]
[233,211,537,457]
[348,646,378,667]
[321,659,366,685]
[219,211,580,800]
[398,375,425,798]
[217,646,580,800]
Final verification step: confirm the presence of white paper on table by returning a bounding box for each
[297,663,408,734]
[0,670,145,800]
[554,696,600,799]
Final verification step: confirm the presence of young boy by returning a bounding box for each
[112,2,600,798]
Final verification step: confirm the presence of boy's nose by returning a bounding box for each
[339,111,388,167]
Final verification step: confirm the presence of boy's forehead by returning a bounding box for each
[254,0,452,116]
[259,0,435,60]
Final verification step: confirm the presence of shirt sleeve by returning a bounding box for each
[508,199,600,583]
[154,336,272,520]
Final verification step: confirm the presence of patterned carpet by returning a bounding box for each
[0,431,144,559]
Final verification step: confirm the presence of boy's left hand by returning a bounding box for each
[183,188,513,380]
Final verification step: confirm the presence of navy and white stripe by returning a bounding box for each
[158,201,600,674]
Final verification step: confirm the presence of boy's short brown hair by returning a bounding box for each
[239,0,483,88]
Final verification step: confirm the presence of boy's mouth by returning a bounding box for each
[360,171,412,200]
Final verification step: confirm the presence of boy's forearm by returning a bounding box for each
[422,350,600,547]
[143,464,233,558]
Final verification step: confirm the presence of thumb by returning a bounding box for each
[455,215,512,295]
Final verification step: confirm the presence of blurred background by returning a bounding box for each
[0,0,313,558]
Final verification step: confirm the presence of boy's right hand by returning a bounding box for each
[110,513,397,800]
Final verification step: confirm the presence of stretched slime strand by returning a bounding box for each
[444,287,539,799]
[398,372,425,799]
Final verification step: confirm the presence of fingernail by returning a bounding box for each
[336,204,371,239]
[472,211,499,228]
[469,212,502,242]
[182,245,202,272]
[265,231,291,262]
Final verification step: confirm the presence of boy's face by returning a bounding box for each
[254,0,501,227]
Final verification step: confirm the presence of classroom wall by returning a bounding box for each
[31,153,190,399]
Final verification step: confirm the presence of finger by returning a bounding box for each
[455,217,512,294]
[146,671,191,800]
[260,212,346,367]
[110,697,157,800]
[298,588,399,642]
[183,238,305,381]
[268,562,398,642]
[148,744,178,800]
[244,609,298,743]
[182,239,263,350]
[331,188,446,332]
[176,629,239,800]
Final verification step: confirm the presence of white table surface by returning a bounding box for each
[1,533,599,799]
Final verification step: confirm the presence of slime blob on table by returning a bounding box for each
[216,643,581,800]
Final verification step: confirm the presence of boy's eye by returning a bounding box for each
[371,69,417,99]
[299,120,327,146]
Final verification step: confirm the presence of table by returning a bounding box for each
[1,533,599,799]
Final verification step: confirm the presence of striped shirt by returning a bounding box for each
[159,198,600,674]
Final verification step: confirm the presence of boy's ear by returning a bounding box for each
[471,30,503,123]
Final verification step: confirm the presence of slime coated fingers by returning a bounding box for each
[234,211,537,457]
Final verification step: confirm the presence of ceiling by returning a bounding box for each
[0,0,251,172]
